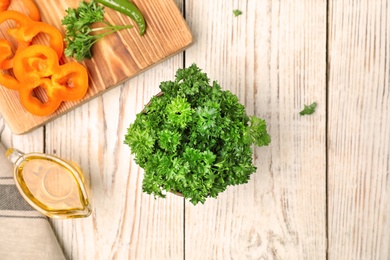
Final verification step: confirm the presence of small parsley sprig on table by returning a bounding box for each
[233,9,243,17]
[61,0,133,61]
[299,102,317,116]
[124,64,271,205]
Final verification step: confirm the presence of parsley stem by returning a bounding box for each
[90,24,133,42]
[90,24,133,33]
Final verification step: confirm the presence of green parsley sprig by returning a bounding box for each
[124,64,271,205]
[299,102,317,116]
[61,0,133,61]
[233,9,243,17]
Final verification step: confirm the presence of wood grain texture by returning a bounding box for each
[0,117,44,154]
[328,0,390,259]
[184,0,327,259]
[0,0,192,134]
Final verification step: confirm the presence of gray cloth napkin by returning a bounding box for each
[0,143,66,260]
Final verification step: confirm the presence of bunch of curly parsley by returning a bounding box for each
[124,64,271,205]
[61,0,133,61]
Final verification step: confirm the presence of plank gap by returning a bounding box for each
[325,0,330,259]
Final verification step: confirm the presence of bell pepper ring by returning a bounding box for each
[18,78,63,116]
[9,45,89,116]
[20,0,41,21]
[0,0,10,12]
[0,39,12,68]
[0,11,63,59]
[0,39,23,90]
[0,0,40,21]
[0,71,23,91]
[0,41,31,70]
[13,44,59,83]
[19,21,63,58]
[0,10,31,27]
[51,62,89,101]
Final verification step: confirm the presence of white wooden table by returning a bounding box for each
[1,0,389,259]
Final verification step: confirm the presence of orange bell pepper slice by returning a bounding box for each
[0,72,23,90]
[0,8,89,116]
[20,0,41,21]
[18,78,62,116]
[13,44,59,83]
[11,45,89,116]
[0,41,29,70]
[0,10,32,69]
[0,10,63,59]
[52,62,89,101]
[0,10,31,30]
[0,0,10,12]
[20,22,64,59]
[0,0,40,21]
[0,39,12,67]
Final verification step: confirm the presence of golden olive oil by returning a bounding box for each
[6,148,92,219]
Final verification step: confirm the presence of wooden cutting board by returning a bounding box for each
[0,0,193,134]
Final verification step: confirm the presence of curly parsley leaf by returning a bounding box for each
[124,64,271,205]
[61,0,133,61]
[299,102,317,116]
[233,9,243,17]
[246,116,271,147]
[166,96,194,129]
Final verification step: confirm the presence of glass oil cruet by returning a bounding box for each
[6,148,92,219]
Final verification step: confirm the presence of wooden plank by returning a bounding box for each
[184,0,327,259]
[0,0,192,134]
[0,117,44,154]
[47,49,185,259]
[327,0,390,258]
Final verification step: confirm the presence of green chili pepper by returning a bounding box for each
[96,0,146,36]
